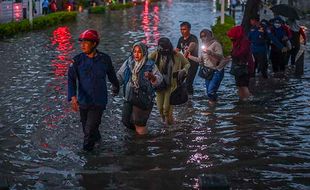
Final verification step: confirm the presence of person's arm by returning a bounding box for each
[300,27,307,45]
[116,59,128,86]
[179,53,190,73]
[184,42,197,58]
[175,38,182,52]
[67,60,78,111]
[68,61,77,102]
[187,42,197,53]
[266,30,285,50]
[106,56,120,95]
[207,43,223,62]
[179,53,190,82]
[148,51,157,61]
[187,54,201,63]
[145,64,163,86]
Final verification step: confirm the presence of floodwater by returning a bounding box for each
[0,0,309,189]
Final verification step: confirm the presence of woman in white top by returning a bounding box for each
[188,29,226,105]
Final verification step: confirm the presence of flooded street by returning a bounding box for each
[0,0,310,189]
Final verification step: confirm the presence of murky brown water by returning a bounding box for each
[0,0,309,189]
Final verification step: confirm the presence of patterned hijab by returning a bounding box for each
[200,29,216,46]
[131,42,148,89]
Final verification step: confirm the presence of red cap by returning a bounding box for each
[78,29,99,44]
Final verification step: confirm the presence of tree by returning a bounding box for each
[241,0,262,34]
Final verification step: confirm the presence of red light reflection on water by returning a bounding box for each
[51,26,73,77]
[152,5,160,43]
[43,26,73,129]
[141,1,160,46]
[141,1,150,44]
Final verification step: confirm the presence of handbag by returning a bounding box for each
[229,61,248,77]
[128,85,153,110]
[154,79,168,92]
[169,81,188,105]
[198,66,214,80]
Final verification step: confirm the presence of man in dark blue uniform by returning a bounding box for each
[68,29,119,151]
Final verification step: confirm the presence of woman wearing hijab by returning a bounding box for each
[149,37,190,125]
[188,29,226,105]
[117,42,162,135]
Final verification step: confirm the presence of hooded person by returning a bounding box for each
[188,29,227,105]
[117,42,163,135]
[149,37,190,125]
[227,25,253,101]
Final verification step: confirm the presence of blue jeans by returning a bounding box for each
[205,69,224,101]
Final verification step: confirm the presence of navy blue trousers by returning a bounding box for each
[79,106,104,151]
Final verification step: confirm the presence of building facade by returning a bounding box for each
[0,0,43,23]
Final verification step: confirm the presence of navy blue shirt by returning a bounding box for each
[248,25,284,54]
[67,51,119,109]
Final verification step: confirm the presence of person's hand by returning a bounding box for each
[223,55,232,61]
[177,70,187,83]
[282,36,289,41]
[281,47,288,53]
[71,96,79,112]
[111,85,119,96]
[206,50,212,55]
[183,50,189,58]
[144,71,156,83]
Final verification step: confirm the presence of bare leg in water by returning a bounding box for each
[135,125,148,135]
[238,87,252,101]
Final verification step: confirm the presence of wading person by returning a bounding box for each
[188,29,227,105]
[67,29,120,151]
[117,42,162,135]
[227,26,253,101]
[287,18,307,66]
[248,16,269,78]
[176,21,199,95]
[149,37,190,125]
[269,17,290,74]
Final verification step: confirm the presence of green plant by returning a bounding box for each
[0,11,77,39]
[211,15,235,56]
[108,2,134,10]
[89,5,106,13]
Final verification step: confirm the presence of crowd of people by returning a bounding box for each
[67,17,307,151]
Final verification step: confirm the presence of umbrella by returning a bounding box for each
[270,4,300,20]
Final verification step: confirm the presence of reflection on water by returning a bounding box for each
[0,0,309,189]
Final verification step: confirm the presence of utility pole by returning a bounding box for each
[221,0,225,24]
[29,0,33,27]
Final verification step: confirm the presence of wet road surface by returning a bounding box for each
[0,0,309,189]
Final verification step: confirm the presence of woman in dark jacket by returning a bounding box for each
[117,42,162,135]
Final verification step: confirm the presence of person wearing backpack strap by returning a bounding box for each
[67,29,119,151]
